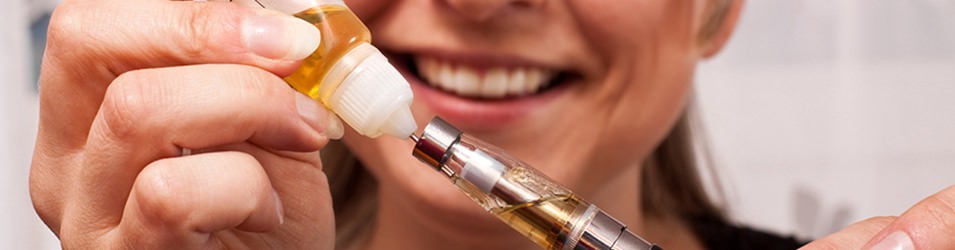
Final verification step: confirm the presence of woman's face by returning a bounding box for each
[341,0,727,224]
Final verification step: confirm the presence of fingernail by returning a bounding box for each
[272,189,285,225]
[325,113,344,140]
[869,231,914,250]
[243,13,320,60]
[295,93,325,134]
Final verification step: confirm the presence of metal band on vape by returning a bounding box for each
[576,210,659,250]
[412,117,461,170]
[460,150,506,193]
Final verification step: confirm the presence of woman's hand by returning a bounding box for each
[802,185,955,249]
[30,0,339,248]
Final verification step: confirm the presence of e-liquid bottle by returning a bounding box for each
[236,0,416,138]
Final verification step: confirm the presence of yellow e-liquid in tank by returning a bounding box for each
[412,118,662,250]
[236,0,415,138]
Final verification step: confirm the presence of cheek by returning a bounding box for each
[557,0,701,179]
[603,62,695,146]
[567,1,670,61]
[568,0,701,128]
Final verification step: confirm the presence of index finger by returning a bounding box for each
[64,64,330,231]
[39,0,320,150]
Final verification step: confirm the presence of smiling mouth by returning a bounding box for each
[399,55,580,100]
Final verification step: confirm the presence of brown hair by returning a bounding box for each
[324,0,734,248]
[321,140,378,248]
[641,103,726,223]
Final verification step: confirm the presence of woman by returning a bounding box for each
[30,0,955,249]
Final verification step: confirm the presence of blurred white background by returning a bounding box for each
[697,0,955,240]
[2,0,58,249]
[2,0,954,248]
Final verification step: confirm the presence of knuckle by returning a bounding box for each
[179,5,216,59]
[47,2,78,40]
[46,2,89,54]
[134,161,186,225]
[100,71,157,139]
[178,4,244,59]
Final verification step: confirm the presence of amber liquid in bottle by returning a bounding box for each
[287,5,372,103]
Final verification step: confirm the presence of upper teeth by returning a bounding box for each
[416,57,556,98]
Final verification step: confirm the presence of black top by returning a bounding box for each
[691,216,808,250]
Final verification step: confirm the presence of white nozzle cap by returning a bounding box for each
[326,43,417,138]
[380,105,417,138]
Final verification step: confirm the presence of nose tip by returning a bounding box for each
[443,0,546,22]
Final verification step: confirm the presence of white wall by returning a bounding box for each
[697,0,955,239]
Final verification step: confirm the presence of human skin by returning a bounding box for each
[30,1,336,248]
[29,0,955,249]
[341,0,737,248]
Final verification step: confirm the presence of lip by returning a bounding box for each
[386,51,572,132]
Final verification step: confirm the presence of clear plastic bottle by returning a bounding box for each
[235,0,416,138]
